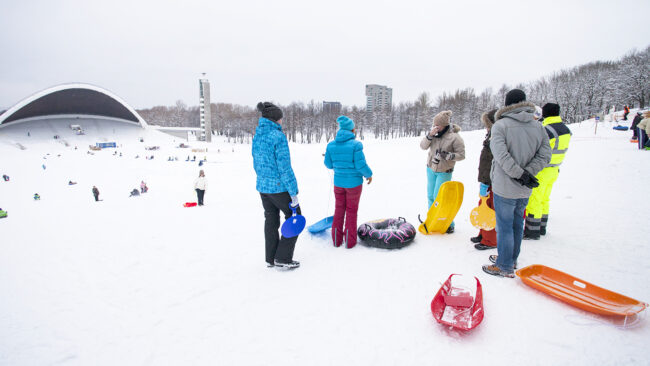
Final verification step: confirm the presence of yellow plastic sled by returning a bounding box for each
[418,181,464,235]
[469,194,496,231]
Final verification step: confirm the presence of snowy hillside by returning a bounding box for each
[0,116,649,366]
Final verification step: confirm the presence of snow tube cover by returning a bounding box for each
[357,217,416,249]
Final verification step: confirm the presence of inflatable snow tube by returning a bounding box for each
[357,217,416,249]
[613,125,629,131]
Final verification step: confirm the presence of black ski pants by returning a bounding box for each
[196,189,205,205]
[260,192,300,264]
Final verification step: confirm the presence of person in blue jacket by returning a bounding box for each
[252,102,301,270]
[324,116,373,249]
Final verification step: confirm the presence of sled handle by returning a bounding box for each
[418,214,429,233]
[398,216,406,223]
[364,224,372,231]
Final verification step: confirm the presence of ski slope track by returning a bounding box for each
[0,116,649,366]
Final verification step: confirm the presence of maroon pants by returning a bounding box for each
[478,187,497,248]
[332,185,363,248]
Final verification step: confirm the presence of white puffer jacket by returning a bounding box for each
[194,177,207,190]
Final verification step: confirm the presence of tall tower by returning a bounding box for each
[365,84,392,113]
[199,74,212,142]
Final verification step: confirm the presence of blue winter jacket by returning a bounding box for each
[252,117,299,196]
[324,129,373,188]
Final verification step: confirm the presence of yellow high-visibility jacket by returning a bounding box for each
[542,116,571,168]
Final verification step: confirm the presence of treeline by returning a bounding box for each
[137,46,649,143]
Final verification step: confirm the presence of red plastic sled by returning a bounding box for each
[183,202,197,207]
[431,274,484,331]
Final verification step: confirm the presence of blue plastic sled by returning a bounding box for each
[308,216,334,234]
[281,207,306,238]
[613,125,629,131]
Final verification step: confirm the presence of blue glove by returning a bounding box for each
[479,183,489,197]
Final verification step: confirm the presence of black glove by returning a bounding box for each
[515,170,539,189]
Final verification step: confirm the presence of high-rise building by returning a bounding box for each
[322,101,342,114]
[199,75,212,142]
[365,84,392,112]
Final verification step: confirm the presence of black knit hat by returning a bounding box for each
[256,102,283,122]
[505,89,526,106]
[542,103,560,118]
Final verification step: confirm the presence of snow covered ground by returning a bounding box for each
[1,116,649,366]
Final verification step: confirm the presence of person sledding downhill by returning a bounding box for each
[324,116,373,249]
[523,103,572,240]
[420,110,465,234]
[482,89,551,278]
[252,102,301,270]
[472,109,498,250]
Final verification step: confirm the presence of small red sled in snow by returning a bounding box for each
[431,274,484,331]
[183,202,197,207]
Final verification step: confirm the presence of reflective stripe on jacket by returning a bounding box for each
[543,116,571,168]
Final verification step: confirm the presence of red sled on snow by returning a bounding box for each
[183,202,197,207]
[431,274,484,331]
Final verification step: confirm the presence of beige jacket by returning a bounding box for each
[420,124,466,172]
[638,118,650,136]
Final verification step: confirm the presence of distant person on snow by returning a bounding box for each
[252,102,301,270]
[324,115,373,249]
[420,110,466,234]
[637,111,650,149]
[472,109,498,250]
[129,189,140,197]
[68,180,77,185]
[524,103,572,240]
[92,186,100,201]
[2,174,9,181]
[482,89,551,278]
[623,105,630,121]
[140,181,147,193]
[194,170,207,206]
[33,193,41,200]
[630,111,642,142]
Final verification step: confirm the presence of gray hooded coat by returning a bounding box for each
[490,102,552,199]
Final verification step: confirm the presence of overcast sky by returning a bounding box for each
[1,0,648,110]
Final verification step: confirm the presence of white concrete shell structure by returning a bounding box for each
[0,83,148,129]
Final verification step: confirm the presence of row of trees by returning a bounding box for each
[137,46,649,143]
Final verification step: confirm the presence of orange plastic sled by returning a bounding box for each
[516,264,648,317]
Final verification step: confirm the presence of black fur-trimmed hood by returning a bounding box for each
[481,109,497,129]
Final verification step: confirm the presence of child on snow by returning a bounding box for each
[252,102,301,269]
[324,116,373,249]
[194,170,207,206]
[472,109,498,250]
[419,110,466,233]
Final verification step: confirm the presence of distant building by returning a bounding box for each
[365,84,392,112]
[199,76,212,142]
[322,101,342,114]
